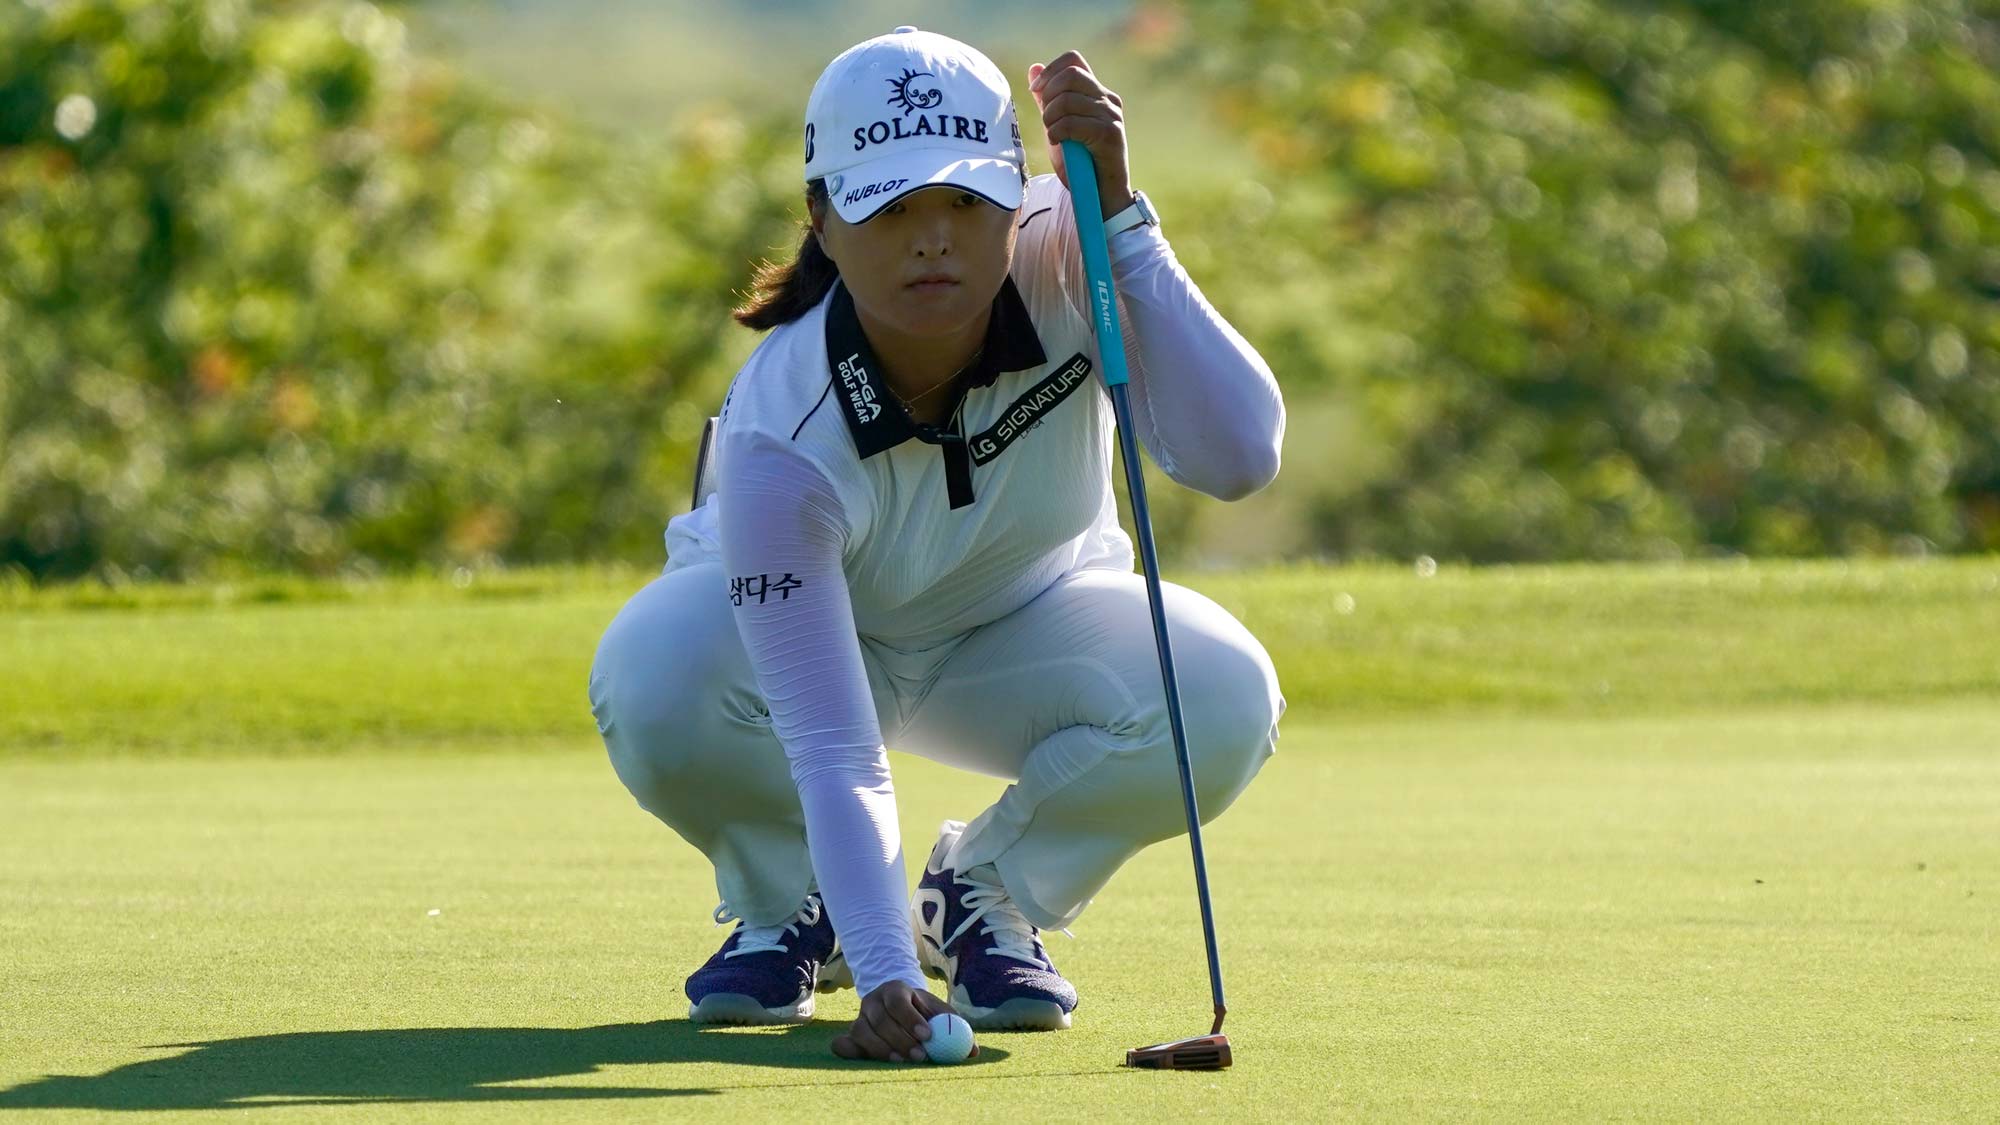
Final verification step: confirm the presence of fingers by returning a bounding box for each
[911,990,953,1018]
[830,992,982,1064]
[1038,90,1123,128]
[1028,56,1126,166]
[1039,93,1123,150]
[830,983,938,1063]
[910,993,980,1057]
[866,990,929,1061]
[1029,52,1118,108]
[1042,112,1124,150]
[847,1015,899,1062]
[1031,50,1098,96]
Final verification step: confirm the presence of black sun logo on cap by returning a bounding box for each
[886,68,943,116]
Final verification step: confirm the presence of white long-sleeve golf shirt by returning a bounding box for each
[662,173,1284,997]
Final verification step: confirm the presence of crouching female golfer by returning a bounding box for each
[589,27,1286,1064]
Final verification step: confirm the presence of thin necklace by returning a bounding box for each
[890,346,985,412]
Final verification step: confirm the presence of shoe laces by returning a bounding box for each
[713,894,821,959]
[942,867,1044,967]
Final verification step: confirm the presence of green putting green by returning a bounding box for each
[2,560,1996,1119]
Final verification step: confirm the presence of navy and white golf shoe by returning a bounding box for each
[911,821,1077,1031]
[685,892,851,1024]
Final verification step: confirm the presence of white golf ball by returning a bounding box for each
[924,1012,975,1064]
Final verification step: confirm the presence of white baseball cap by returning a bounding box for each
[804,26,1026,224]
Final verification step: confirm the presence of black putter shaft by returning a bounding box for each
[1107,382,1227,1037]
[1058,137,1228,1042]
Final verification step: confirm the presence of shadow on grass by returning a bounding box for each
[0,1021,1012,1111]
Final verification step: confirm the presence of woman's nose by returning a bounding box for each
[911,221,952,258]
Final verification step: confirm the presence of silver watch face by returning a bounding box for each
[1133,191,1159,226]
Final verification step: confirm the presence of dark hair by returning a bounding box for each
[734,179,838,330]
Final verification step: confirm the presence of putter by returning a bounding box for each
[690,414,719,510]
[1060,140,1232,1072]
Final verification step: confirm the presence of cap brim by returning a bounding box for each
[826,149,1025,224]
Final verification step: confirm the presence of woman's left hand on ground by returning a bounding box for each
[1028,50,1135,220]
[830,979,978,1063]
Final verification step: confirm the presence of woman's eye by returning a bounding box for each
[955,193,976,207]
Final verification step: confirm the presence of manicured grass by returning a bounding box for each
[2,560,1997,1119]
[4,558,1997,754]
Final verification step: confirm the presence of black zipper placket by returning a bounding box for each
[940,397,975,510]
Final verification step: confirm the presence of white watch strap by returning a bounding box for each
[1102,191,1156,240]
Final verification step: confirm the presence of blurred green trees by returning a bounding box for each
[6,0,2000,582]
[1,0,798,580]
[1174,0,2000,559]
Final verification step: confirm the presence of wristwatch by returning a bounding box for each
[1103,190,1160,239]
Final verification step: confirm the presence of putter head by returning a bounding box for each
[1125,1034,1232,1070]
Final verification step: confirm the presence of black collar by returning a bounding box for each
[824,275,1048,461]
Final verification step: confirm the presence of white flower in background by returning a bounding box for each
[54,94,96,141]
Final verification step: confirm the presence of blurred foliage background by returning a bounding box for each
[3,0,1997,583]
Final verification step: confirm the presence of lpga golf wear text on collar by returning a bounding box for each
[647,175,1284,997]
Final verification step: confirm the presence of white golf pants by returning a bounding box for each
[587,562,1284,931]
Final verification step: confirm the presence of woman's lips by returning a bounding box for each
[906,276,960,293]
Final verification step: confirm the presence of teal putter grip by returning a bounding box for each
[1059,139,1130,389]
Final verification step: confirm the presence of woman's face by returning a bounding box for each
[814,186,1017,340]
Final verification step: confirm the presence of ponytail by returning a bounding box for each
[734,179,839,330]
